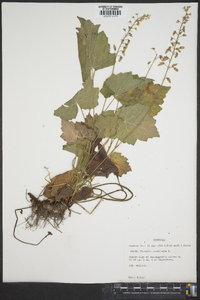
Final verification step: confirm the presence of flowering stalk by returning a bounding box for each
[160,6,191,85]
[146,48,158,77]
[112,13,150,74]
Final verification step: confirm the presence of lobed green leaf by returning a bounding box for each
[101,72,153,99]
[54,99,78,121]
[94,113,121,139]
[117,82,170,117]
[114,104,159,145]
[77,17,116,82]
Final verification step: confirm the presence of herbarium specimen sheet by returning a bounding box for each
[2,3,197,283]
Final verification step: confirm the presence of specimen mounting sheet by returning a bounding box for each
[2,2,197,283]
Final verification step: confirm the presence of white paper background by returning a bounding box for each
[2,2,197,283]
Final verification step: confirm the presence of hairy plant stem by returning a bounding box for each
[105,96,115,111]
[102,98,107,113]
[80,106,86,121]
[146,53,157,77]
[91,68,96,80]
[115,100,119,113]
[107,138,115,154]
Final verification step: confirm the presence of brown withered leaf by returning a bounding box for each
[87,140,119,177]
[61,120,84,145]
[55,184,72,201]
[110,152,131,177]
[72,186,93,202]
[43,170,76,199]
[75,122,96,140]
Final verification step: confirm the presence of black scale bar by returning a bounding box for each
[102,283,187,299]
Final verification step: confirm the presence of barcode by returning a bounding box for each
[94,5,127,18]
[100,10,121,16]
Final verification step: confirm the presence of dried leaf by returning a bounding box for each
[158,62,165,66]
[61,120,83,145]
[132,114,159,141]
[87,140,118,177]
[179,46,185,49]
[149,102,162,116]
[94,113,122,138]
[114,104,149,145]
[114,104,159,145]
[101,72,153,99]
[54,98,78,121]
[77,17,116,82]
[166,77,171,83]
[173,67,179,72]
[85,113,98,131]
[140,84,170,116]
[117,87,142,107]
[74,76,99,110]
[43,170,76,199]
[54,76,98,120]
[117,82,170,117]
[72,187,93,201]
[75,122,96,140]
[92,31,116,71]
[110,152,131,177]
[56,184,72,201]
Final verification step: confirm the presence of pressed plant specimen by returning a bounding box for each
[13,6,191,245]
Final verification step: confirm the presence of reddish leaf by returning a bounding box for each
[87,140,119,177]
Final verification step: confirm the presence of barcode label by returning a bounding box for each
[94,5,127,18]
[100,10,121,16]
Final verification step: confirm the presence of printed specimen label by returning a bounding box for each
[94,5,127,18]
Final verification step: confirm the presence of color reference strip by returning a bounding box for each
[186,283,197,297]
